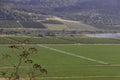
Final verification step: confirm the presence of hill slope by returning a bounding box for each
[1,0,120,31]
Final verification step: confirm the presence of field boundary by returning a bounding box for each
[1,64,120,69]
[1,76,120,80]
[37,76,120,79]
[38,44,109,65]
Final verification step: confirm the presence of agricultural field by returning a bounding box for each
[43,17,98,31]
[0,20,21,28]
[0,37,18,44]
[1,36,120,44]
[6,36,74,44]
[63,21,98,31]
[0,44,120,80]
[0,36,74,44]
[59,37,120,44]
[44,24,69,30]
[20,21,46,28]
[41,20,63,24]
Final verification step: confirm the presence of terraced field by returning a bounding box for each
[63,22,98,31]
[0,19,99,31]
[0,20,21,28]
[0,44,120,80]
[20,21,46,28]
[44,24,69,30]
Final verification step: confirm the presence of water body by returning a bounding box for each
[86,33,120,38]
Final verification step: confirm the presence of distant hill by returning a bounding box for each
[1,0,120,31]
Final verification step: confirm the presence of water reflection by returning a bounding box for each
[86,33,120,38]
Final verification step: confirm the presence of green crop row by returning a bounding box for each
[0,20,21,28]
[20,21,46,28]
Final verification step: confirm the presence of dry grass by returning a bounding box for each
[46,16,80,23]
[45,24,69,30]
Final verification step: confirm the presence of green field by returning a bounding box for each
[1,36,120,44]
[0,44,120,80]
[5,36,74,44]
[60,37,120,44]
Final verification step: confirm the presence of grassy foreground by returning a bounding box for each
[0,44,120,80]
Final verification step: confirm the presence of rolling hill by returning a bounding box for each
[0,0,120,33]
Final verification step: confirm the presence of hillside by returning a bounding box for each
[0,0,120,32]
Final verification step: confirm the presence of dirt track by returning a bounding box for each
[46,16,80,23]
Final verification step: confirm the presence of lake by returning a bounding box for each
[86,33,120,38]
